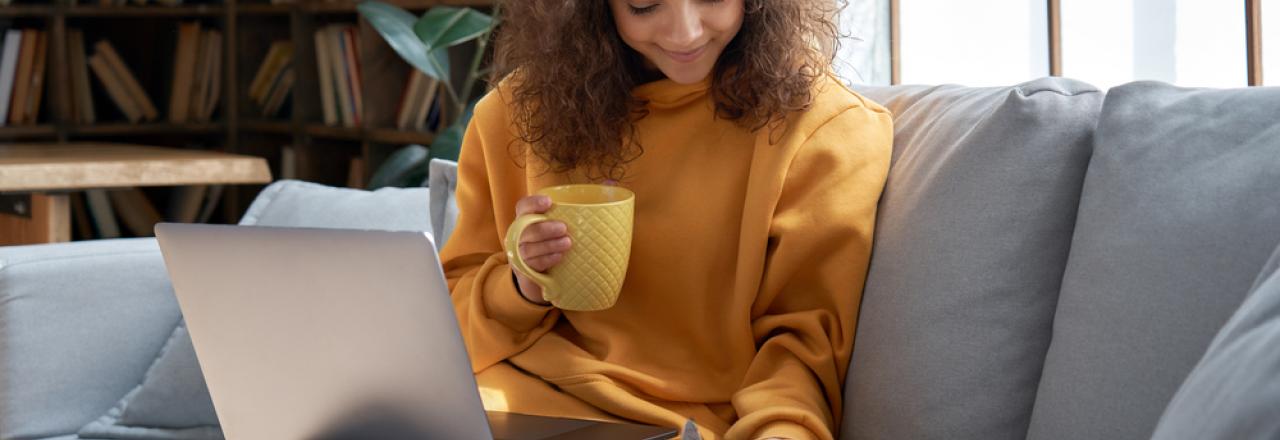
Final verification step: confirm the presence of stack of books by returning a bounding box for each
[168,22,223,123]
[249,40,294,118]
[83,38,159,123]
[313,24,363,127]
[0,28,50,127]
[393,69,444,131]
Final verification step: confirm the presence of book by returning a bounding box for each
[281,145,297,180]
[413,77,440,130]
[0,30,21,125]
[327,26,355,127]
[84,189,121,239]
[248,41,293,104]
[261,66,294,117]
[168,21,202,123]
[314,29,337,126]
[95,40,159,121]
[342,26,363,126]
[347,157,365,188]
[395,70,424,130]
[167,185,207,223]
[88,52,143,122]
[25,30,48,124]
[200,30,223,121]
[8,29,35,125]
[108,188,162,237]
[68,29,96,124]
[188,28,211,123]
[70,192,94,240]
[195,184,224,224]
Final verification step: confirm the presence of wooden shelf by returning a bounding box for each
[301,124,436,145]
[0,125,59,139]
[241,119,295,135]
[68,123,225,136]
[304,124,363,141]
[64,5,226,17]
[0,5,55,17]
[366,127,434,145]
[297,0,495,13]
[236,4,292,15]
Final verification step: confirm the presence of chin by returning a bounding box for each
[658,66,713,85]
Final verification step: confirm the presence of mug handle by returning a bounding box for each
[504,213,557,292]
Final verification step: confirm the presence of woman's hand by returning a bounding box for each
[511,195,572,305]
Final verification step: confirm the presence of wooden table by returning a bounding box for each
[1,143,272,246]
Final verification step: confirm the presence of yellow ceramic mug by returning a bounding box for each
[504,184,635,311]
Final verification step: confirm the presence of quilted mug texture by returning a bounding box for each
[506,184,635,311]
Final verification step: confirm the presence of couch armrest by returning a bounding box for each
[0,238,181,440]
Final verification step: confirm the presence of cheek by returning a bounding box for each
[609,11,650,50]
[710,3,745,38]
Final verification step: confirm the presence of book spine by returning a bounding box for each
[0,30,23,125]
[8,29,35,125]
[314,29,337,126]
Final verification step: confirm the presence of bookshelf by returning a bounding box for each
[0,0,494,233]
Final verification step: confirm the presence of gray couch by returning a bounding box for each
[2,79,1277,440]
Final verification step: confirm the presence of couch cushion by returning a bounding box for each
[1149,244,1280,440]
[0,239,181,439]
[239,180,432,234]
[78,325,223,440]
[844,78,1102,440]
[1027,82,1280,440]
[428,159,460,248]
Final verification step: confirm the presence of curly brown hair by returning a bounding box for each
[491,0,841,179]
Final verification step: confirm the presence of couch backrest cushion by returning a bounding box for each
[1150,243,1280,440]
[0,238,181,439]
[1027,82,1280,440]
[239,180,432,235]
[844,78,1102,440]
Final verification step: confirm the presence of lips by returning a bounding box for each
[663,45,706,63]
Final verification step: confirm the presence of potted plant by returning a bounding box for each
[356,0,500,189]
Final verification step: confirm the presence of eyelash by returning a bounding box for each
[627,0,724,16]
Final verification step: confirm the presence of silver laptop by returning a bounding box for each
[155,223,676,440]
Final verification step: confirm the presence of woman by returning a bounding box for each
[439,1,891,439]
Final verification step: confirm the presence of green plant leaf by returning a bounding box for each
[414,7,493,50]
[357,1,451,83]
[367,144,430,190]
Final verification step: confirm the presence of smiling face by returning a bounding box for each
[608,0,746,84]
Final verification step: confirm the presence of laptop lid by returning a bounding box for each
[155,223,492,440]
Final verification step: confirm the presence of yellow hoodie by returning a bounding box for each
[440,73,892,440]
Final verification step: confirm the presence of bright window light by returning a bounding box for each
[1062,0,1136,89]
[1063,0,1246,89]
[898,0,1050,86]
[1266,0,1278,85]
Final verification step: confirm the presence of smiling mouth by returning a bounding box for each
[663,45,707,63]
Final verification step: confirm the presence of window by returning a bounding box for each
[898,0,1050,86]
[1266,0,1278,85]
[1059,0,1245,88]
[835,0,893,85]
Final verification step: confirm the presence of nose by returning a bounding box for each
[665,2,704,49]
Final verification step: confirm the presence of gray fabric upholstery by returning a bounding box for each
[843,78,1103,440]
[238,179,432,233]
[0,239,181,440]
[78,325,222,439]
[1150,244,1280,440]
[428,159,459,248]
[1028,82,1280,440]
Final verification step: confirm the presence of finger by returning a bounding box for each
[525,253,564,273]
[520,237,572,260]
[515,195,552,216]
[521,221,568,243]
